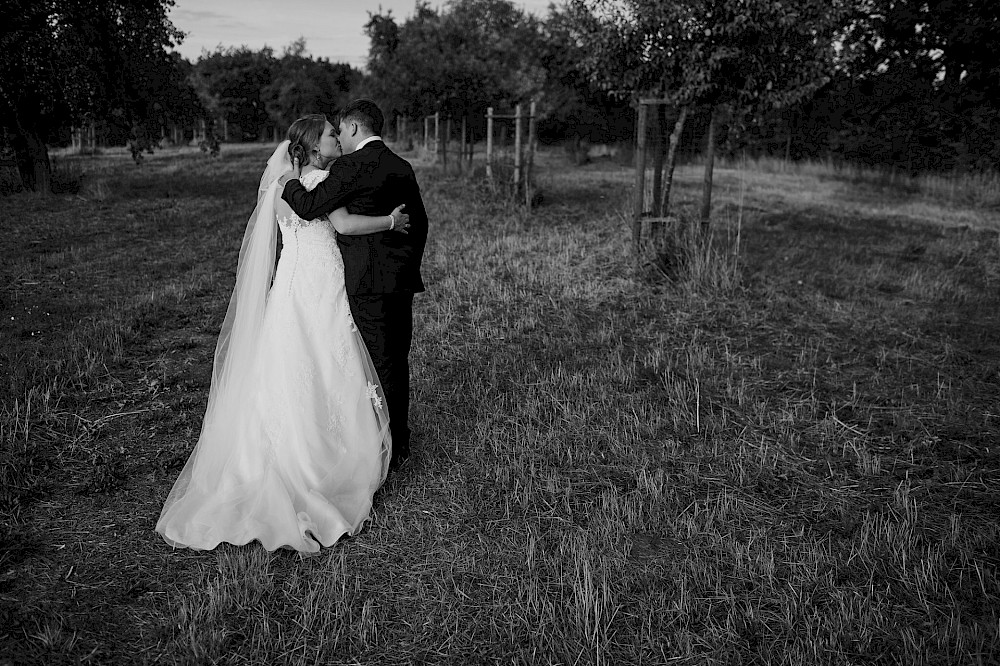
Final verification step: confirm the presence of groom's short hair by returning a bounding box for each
[339,99,384,136]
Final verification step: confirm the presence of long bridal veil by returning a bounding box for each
[214,140,289,406]
[157,143,289,529]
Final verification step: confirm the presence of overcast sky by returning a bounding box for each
[168,0,558,69]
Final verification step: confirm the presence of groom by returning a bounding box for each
[279,99,428,472]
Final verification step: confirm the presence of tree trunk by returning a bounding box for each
[13,128,51,193]
[650,104,667,217]
[784,108,795,165]
[660,106,688,218]
[700,106,718,233]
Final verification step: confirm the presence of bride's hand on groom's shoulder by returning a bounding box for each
[276,158,302,188]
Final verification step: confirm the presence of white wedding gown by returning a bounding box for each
[156,169,391,553]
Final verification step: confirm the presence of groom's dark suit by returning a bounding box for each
[281,139,427,466]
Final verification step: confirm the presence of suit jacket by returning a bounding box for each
[281,140,428,296]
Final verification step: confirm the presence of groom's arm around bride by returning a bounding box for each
[281,99,428,470]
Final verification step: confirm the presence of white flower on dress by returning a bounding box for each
[366,382,383,411]
[347,312,357,332]
[327,408,344,433]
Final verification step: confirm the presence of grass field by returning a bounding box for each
[1,143,999,664]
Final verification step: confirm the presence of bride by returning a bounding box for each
[156,114,410,553]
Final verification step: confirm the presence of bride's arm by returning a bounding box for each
[329,204,410,235]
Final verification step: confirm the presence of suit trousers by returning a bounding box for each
[347,292,413,461]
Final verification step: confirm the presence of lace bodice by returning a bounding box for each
[277,169,332,232]
[273,168,342,294]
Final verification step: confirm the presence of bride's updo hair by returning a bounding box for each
[286,114,327,167]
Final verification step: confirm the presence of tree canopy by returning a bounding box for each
[188,42,363,143]
[364,0,544,120]
[814,0,1000,171]
[0,0,185,190]
[263,40,361,134]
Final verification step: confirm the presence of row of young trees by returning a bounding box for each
[364,1,635,150]
[366,0,1000,175]
[2,0,998,192]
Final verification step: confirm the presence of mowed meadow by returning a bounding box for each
[1,143,999,664]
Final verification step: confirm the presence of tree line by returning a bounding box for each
[0,1,362,191]
[2,0,998,192]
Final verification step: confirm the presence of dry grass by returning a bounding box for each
[1,144,999,664]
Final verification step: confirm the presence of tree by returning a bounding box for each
[0,0,184,191]
[817,0,1000,172]
[191,47,276,142]
[535,4,634,159]
[263,40,362,135]
[160,53,207,143]
[569,0,850,229]
[364,0,543,124]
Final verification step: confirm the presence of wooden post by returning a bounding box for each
[460,115,467,173]
[513,103,523,194]
[434,112,440,162]
[486,107,494,182]
[633,103,649,255]
[423,116,430,152]
[436,113,444,169]
[444,117,452,173]
[526,100,536,209]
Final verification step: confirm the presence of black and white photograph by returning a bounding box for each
[1,0,998,662]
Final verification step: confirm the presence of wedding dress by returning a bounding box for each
[156,145,390,553]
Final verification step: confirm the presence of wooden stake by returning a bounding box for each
[434,112,440,163]
[513,103,523,194]
[460,115,467,173]
[444,117,452,173]
[526,100,536,209]
[486,107,494,182]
